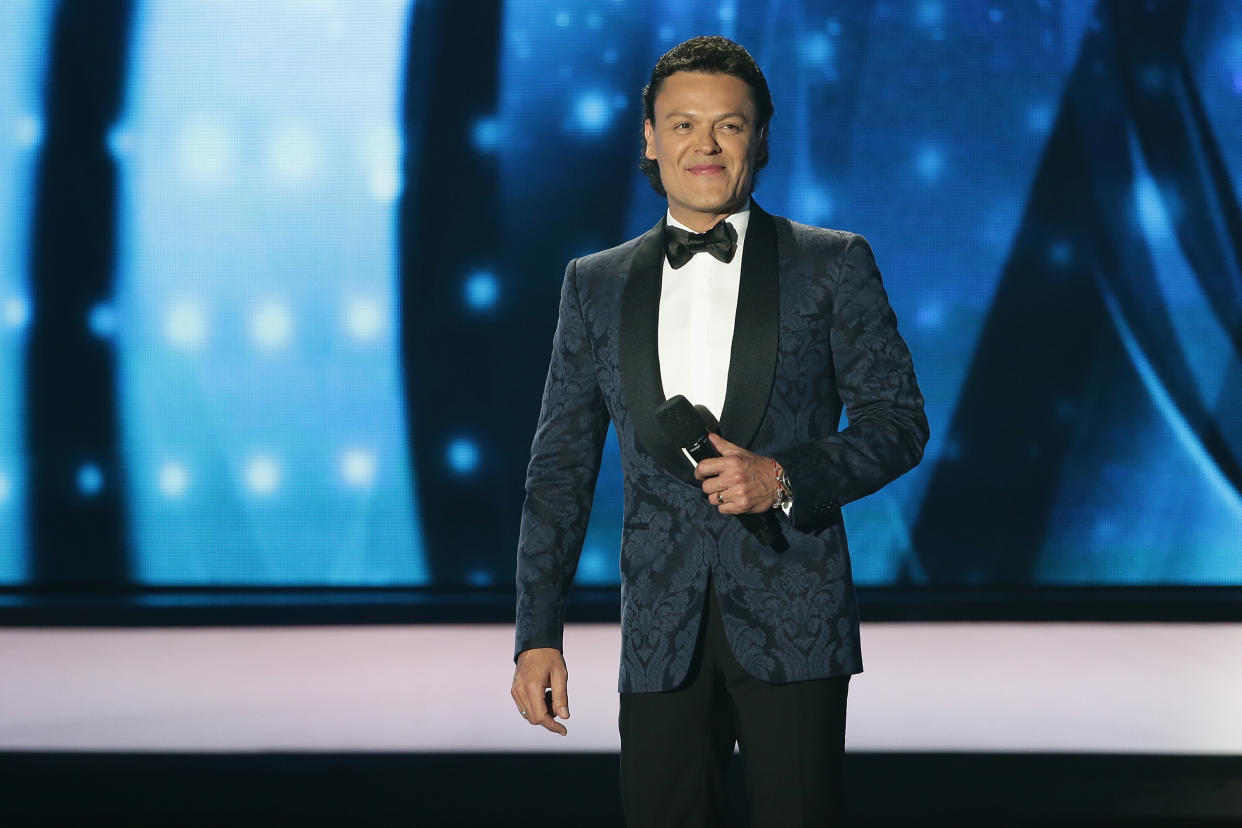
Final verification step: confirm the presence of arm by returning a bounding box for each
[775,234,928,528]
[695,235,927,522]
[512,258,610,734]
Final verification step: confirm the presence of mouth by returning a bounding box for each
[686,164,726,176]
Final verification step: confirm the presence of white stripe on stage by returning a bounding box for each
[2,623,1239,753]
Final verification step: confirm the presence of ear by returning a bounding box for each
[643,120,657,161]
[755,125,769,168]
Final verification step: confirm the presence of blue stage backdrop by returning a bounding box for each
[0,0,1239,590]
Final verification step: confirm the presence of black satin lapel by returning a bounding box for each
[718,204,779,449]
[619,220,697,484]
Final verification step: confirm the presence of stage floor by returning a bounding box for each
[3,622,1240,754]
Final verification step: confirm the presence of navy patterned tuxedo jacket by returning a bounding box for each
[515,204,928,694]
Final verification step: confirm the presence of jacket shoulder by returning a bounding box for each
[573,227,656,274]
[774,214,865,257]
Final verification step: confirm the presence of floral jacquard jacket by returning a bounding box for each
[515,203,928,693]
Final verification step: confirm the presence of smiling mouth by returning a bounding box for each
[687,165,725,175]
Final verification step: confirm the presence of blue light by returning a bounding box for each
[797,184,833,223]
[467,568,493,586]
[576,544,614,584]
[989,7,1004,23]
[573,92,612,134]
[915,302,944,330]
[447,438,480,474]
[1135,174,1170,241]
[88,302,117,338]
[915,145,944,182]
[1048,240,1072,266]
[472,117,499,152]
[464,271,499,311]
[77,464,103,496]
[1026,102,1053,134]
[917,0,943,27]
[800,33,834,65]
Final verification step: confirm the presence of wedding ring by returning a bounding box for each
[716,492,725,504]
[520,710,528,718]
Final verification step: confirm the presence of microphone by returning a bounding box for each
[655,395,776,546]
[655,395,719,464]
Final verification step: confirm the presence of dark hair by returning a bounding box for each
[639,36,774,196]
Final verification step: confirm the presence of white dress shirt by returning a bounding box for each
[657,206,750,423]
[655,204,791,514]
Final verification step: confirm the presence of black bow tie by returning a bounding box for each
[664,220,738,269]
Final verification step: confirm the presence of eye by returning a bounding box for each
[718,122,742,132]
[673,122,693,131]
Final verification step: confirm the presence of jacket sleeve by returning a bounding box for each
[772,234,929,530]
[514,258,611,658]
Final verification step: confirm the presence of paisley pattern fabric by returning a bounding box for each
[515,204,928,693]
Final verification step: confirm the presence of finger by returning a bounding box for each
[521,682,553,726]
[707,433,741,454]
[550,670,570,720]
[694,457,725,479]
[531,688,567,735]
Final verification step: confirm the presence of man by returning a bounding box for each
[511,36,927,826]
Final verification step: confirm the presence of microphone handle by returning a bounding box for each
[687,432,775,545]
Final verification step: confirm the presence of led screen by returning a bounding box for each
[1,0,1240,590]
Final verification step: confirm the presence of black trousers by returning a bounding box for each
[619,584,850,827]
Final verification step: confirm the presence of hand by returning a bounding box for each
[511,647,570,735]
[694,433,780,515]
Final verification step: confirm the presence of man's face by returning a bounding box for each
[644,71,765,232]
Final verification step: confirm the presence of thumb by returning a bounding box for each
[551,673,570,719]
[707,432,740,455]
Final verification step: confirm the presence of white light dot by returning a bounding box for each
[164,299,207,349]
[368,165,399,203]
[250,299,294,349]
[3,296,29,329]
[359,126,401,203]
[344,298,383,341]
[245,455,280,496]
[178,118,234,184]
[159,462,190,498]
[14,114,41,149]
[267,123,323,185]
[341,449,377,487]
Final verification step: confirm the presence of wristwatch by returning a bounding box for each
[772,460,792,511]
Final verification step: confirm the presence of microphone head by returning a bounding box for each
[655,395,708,449]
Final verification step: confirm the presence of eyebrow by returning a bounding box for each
[661,111,751,121]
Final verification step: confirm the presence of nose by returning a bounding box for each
[696,130,721,154]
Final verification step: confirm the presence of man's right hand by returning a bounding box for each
[511,647,571,736]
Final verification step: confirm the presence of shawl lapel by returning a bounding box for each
[619,205,780,485]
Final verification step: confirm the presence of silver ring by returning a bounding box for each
[716,491,725,504]
[520,710,528,718]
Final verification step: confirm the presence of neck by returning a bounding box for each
[668,202,745,233]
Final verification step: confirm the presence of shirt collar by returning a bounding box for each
[665,200,752,246]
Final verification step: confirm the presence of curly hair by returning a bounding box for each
[639,36,774,196]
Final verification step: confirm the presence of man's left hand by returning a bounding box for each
[694,433,780,515]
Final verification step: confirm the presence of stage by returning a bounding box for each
[3,622,1241,825]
